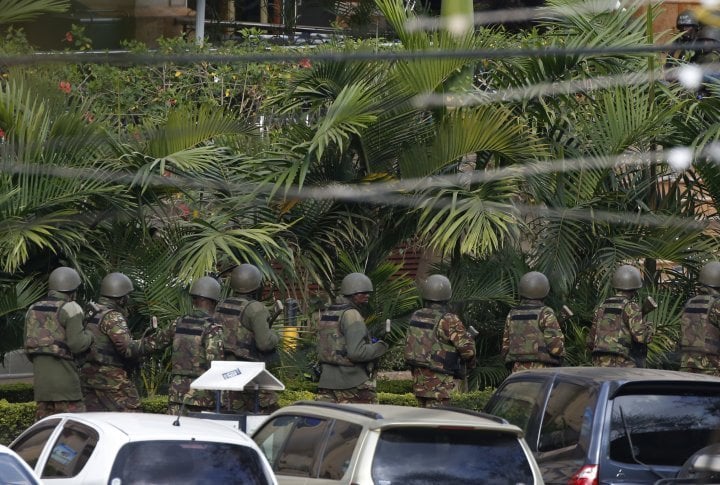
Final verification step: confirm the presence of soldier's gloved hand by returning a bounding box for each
[371,337,379,344]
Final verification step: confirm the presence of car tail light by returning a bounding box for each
[569,464,598,485]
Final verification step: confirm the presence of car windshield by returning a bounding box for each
[371,426,535,484]
[108,440,271,485]
[610,391,720,467]
[0,454,38,485]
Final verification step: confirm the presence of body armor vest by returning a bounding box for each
[215,297,259,361]
[681,295,720,354]
[172,315,213,377]
[404,308,460,374]
[317,304,354,366]
[506,304,559,364]
[24,297,73,360]
[592,296,631,356]
[84,307,124,367]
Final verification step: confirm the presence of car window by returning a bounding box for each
[609,392,720,467]
[41,421,98,479]
[484,380,545,433]
[317,420,362,480]
[538,381,595,452]
[372,427,535,484]
[254,414,330,477]
[11,419,61,468]
[110,440,271,484]
[0,454,39,485]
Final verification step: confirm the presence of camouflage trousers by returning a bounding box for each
[510,361,554,373]
[167,402,216,416]
[680,352,720,376]
[416,396,450,408]
[223,390,279,414]
[316,380,377,404]
[36,400,86,421]
[83,383,141,412]
[592,353,636,367]
[411,367,457,407]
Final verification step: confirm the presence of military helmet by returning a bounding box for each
[697,25,720,42]
[190,276,221,301]
[677,9,699,29]
[518,271,550,299]
[699,261,720,288]
[48,267,82,292]
[422,274,452,301]
[100,272,134,298]
[230,264,263,293]
[611,265,643,290]
[340,272,373,296]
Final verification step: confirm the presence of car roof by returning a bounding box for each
[507,366,720,384]
[37,412,256,445]
[262,401,524,435]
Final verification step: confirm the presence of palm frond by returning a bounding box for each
[0,0,68,24]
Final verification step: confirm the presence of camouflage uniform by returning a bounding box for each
[502,299,565,373]
[316,298,387,404]
[405,303,476,408]
[25,289,93,420]
[215,295,280,413]
[167,308,224,415]
[588,290,651,367]
[80,297,158,412]
[679,287,720,376]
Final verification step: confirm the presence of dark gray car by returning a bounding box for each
[483,367,720,485]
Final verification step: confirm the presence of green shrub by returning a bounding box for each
[0,383,34,403]
[0,400,35,445]
[378,392,417,406]
[140,395,169,414]
[278,390,315,407]
[448,388,495,412]
[377,379,412,394]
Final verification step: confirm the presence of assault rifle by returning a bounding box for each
[631,296,658,368]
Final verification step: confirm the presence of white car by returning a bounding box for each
[252,401,544,484]
[9,412,278,485]
[0,444,41,485]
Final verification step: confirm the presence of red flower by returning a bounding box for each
[83,112,95,123]
[64,31,73,43]
[59,81,71,94]
[299,58,312,69]
[0,128,5,139]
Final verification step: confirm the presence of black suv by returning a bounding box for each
[483,367,720,485]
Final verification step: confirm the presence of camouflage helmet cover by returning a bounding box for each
[421,274,452,301]
[677,9,699,29]
[230,263,263,293]
[340,272,373,296]
[100,272,134,298]
[699,261,720,288]
[190,276,222,301]
[48,267,82,292]
[612,265,643,290]
[518,271,550,299]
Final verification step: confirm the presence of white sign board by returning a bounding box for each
[190,361,285,392]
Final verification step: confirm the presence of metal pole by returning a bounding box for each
[195,0,206,45]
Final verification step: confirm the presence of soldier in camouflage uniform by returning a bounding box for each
[316,273,388,404]
[80,272,164,412]
[679,262,720,375]
[404,274,476,408]
[167,276,224,415]
[24,267,93,420]
[502,271,565,373]
[587,265,652,367]
[215,263,280,413]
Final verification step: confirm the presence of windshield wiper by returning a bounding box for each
[619,406,664,480]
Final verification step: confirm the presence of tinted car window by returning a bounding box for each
[318,420,362,479]
[255,415,331,477]
[609,392,720,467]
[109,440,271,485]
[538,381,594,452]
[484,380,545,433]
[41,421,98,478]
[372,427,535,484]
[11,419,61,468]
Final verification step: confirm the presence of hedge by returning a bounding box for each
[0,383,34,403]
